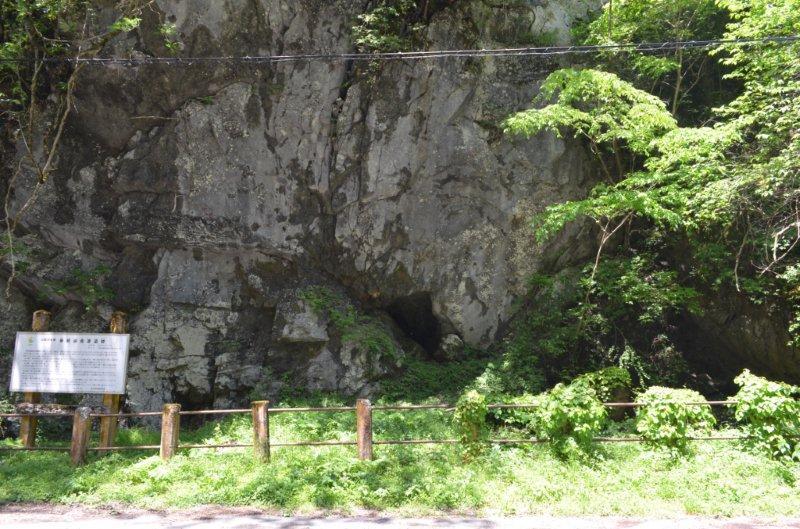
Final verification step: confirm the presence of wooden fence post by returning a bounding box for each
[252,400,270,462]
[356,399,373,461]
[160,403,181,461]
[99,311,127,449]
[70,407,91,466]
[20,309,51,448]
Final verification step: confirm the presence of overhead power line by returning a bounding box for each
[1,35,798,65]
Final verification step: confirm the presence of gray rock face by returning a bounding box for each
[2,0,607,409]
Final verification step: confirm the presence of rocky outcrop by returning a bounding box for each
[1,0,606,409]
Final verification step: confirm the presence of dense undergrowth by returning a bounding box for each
[3,369,800,514]
[0,400,800,515]
[2,397,800,515]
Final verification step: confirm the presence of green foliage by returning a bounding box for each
[496,264,693,395]
[3,421,800,515]
[733,369,800,461]
[583,0,729,120]
[528,381,607,460]
[379,355,491,402]
[634,387,716,456]
[109,16,141,33]
[503,0,800,372]
[494,272,601,394]
[0,1,152,108]
[572,367,633,402]
[159,22,181,52]
[3,392,800,514]
[589,256,700,325]
[41,265,114,311]
[299,286,399,360]
[504,68,677,164]
[352,0,422,53]
[0,395,13,437]
[453,390,488,459]
[0,240,31,273]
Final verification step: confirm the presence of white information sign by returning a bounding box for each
[9,332,130,394]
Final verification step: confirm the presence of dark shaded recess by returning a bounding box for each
[107,246,158,312]
[386,292,441,354]
[672,291,800,389]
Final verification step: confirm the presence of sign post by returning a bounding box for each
[10,318,131,455]
[19,310,51,448]
[99,311,127,449]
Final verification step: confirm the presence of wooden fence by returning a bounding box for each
[0,399,744,467]
[0,309,757,466]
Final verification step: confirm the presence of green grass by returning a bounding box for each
[2,402,800,516]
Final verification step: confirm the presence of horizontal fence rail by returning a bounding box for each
[0,398,785,466]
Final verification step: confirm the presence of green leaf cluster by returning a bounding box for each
[527,380,607,460]
[352,0,423,53]
[299,286,400,360]
[453,389,488,459]
[41,265,114,312]
[634,387,716,456]
[734,369,800,461]
[583,0,728,120]
[572,366,632,403]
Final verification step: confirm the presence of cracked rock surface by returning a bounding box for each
[1,0,606,409]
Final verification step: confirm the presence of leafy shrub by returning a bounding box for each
[573,367,634,421]
[495,272,599,394]
[573,367,633,402]
[529,382,607,460]
[733,369,800,461]
[634,387,715,455]
[453,390,488,460]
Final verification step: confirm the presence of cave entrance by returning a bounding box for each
[386,292,441,354]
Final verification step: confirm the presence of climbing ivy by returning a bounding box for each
[453,389,489,460]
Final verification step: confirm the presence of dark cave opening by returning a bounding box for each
[386,292,442,354]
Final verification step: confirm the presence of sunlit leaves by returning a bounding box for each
[505,69,677,157]
[734,370,800,461]
[635,387,716,456]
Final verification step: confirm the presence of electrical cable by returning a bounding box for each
[0,35,797,66]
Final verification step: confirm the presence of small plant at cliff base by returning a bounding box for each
[582,0,728,121]
[733,369,800,462]
[41,265,114,312]
[453,389,489,460]
[299,286,399,360]
[528,381,607,460]
[634,387,716,457]
[0,395,13,437]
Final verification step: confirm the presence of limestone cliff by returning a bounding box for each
[1,0,615,409]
